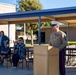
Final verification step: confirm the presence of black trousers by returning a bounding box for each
[12,54,20,67]
[59,48,65,75]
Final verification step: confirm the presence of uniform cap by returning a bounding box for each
[51,21,59,27]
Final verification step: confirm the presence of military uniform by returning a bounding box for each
[49,30,67,75]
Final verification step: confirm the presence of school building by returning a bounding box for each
[41,25,76,44]
[0,3,16,47]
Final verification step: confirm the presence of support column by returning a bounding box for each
[8,24,10,46]
[24,23,26,44]
[38,16,41,44]
[67,24,70,47]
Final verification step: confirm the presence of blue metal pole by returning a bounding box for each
[38,16,41,44]
[67,24,70,48]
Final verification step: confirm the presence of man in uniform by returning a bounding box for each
[49,21,67,75]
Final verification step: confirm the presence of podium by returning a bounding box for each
[34,45,59,75]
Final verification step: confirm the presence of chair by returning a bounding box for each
[18,48,26,69]
[26,48,33,70]
[18,47,33,70]
[26,57,33,70]
[18,58,25,69]
[5,48,12,68]
[5,47,27,69]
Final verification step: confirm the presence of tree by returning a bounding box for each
[17,0,42,44]
[45,22,51,26]
[18,0,42,11]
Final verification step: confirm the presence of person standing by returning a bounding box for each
[0,31,9,54]
[49,21,67,75]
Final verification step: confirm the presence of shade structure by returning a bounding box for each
[0,6,76,26]
[1,6,76,45]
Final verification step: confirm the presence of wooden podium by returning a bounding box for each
[34,45,59,75]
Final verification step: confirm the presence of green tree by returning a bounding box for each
[18,0,42,11]
[17,0,43,34]
[17,0,51,44]
[17,0,42,44]
[17,0,42,33]
[45,22,51,26]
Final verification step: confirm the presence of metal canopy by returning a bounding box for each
[0,6,76,25]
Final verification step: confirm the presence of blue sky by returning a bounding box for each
[0,0,76,9]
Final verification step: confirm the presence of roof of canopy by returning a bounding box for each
[0,6,76,26]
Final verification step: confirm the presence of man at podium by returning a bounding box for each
[49,21,67,75]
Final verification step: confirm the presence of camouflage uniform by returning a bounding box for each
[49,30,67,75]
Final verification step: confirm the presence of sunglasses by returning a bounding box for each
[18,40,22,41]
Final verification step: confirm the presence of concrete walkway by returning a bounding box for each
[0,45,76,75]
[0,60,33,75]
[0,67,33,75]
[0,66,76,75]
[66,66,76,75]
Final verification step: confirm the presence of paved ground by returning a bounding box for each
[0,45,76,75]
[0,68,33,75]
[66,66,76,75]
[0,59,33,75]
[0,66,76,75]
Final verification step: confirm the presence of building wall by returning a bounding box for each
[67,27,76,41]
[0,3,16,47]
[41,27,76,43]
[0,3,16,13]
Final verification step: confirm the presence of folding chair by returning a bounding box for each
[5,48,12,68]
[18,48,26,69]
[26,48,33,70]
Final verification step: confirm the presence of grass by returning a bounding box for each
[26,41,76,47]
[26,44,49,47]
[26,44,33,47]
[68,41,76,45]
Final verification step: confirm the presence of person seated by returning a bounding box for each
[0,43,11,66]
[12,37,26,70]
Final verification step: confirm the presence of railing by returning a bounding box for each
[10,47,33,60]
[9,47,33,69]
[11,46,76,66]
[65,48,76,66]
